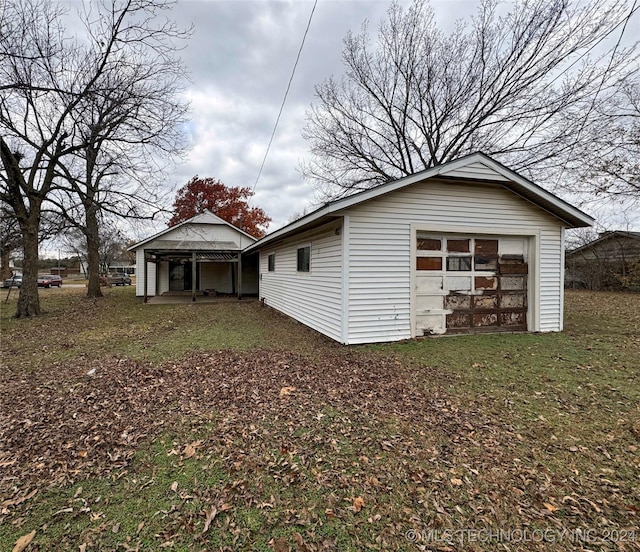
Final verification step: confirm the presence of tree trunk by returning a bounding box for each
[15,223,41,318]
[85,206,103,299]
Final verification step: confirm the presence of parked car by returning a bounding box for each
[110,273,132,286]
[38,274,63,288]
[2,275,22,288]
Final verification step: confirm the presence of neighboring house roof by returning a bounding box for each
[566,231,640,257]
[128,210,257,252]
[245,152,594,253]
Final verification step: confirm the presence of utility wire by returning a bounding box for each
[544,1,640,91]
[553,0,638,187]
[252,0,318,193]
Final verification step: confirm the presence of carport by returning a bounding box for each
[128,210,259,302]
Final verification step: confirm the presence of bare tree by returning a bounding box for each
[51,17,189,298]
[302,0,639,199]
[0,203,22,280]
[561,80,639,202]
[61,222,132,277]
[0,0,188,315]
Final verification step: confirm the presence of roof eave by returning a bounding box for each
[245,153,593,252]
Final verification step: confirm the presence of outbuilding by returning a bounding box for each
[245,152,593,344]
[129,210,258,302]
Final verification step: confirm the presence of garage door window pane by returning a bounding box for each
[474,255,497,271]
[447,239,470,252]
[446,256,472,271]
[417,236,442,251]
[475,239,498,254]
[417,257,442,270]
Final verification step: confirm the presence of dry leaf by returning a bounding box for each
[77,450,87,458]
[79,544,87,552]
[450,478,463,486]
[543,502,559,512]
[279,386,296,397]
[12,530,36,552]
[353,496,365,512]
[170,481,178,492]
[136,521,145,534]
[270,536,290,552]
[182,440,202,459]
[202,506,218,534]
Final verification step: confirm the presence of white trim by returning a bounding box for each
[341,215,350,344]
[530,232,541,332]
[559,227,565,331]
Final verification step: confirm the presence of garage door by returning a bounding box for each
[414,233,528,335]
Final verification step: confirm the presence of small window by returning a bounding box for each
[297,246,310,272]
[267,253,275,272]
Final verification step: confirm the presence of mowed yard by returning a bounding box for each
[1,288,639,551]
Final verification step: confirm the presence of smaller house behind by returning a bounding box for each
[128,210,258,301]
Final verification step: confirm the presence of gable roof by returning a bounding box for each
[128,209,257,252]
[567,231,640,257]
[245,152,594,253]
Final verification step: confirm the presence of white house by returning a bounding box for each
[129,210,258,301]
[245,153,593,344]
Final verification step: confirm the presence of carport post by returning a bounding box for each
[191,252,197,302]
[143,251,148,304]
[237,253,243,300]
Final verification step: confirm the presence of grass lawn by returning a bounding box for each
[1,288,638,551]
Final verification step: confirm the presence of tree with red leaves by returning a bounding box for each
[168,177,271,238]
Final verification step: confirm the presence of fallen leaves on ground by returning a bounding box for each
[1,347,638,550]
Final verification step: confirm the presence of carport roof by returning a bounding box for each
[144,239,240,251]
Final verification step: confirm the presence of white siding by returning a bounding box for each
[201,263,233,294]
[258,221,343,342]
[441,161,509,181]
[539,228,563,331]
[135,249,157,297]
[343,180,564,344]
[158,261,169,295]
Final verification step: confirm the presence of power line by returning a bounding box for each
[252,0,318,193]
[554,0,638,187]
[544,1,640,90]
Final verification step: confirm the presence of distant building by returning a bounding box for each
[566,231,640,290]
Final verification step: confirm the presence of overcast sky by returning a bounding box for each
[151,0,477,236]
[50,0,638,249]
